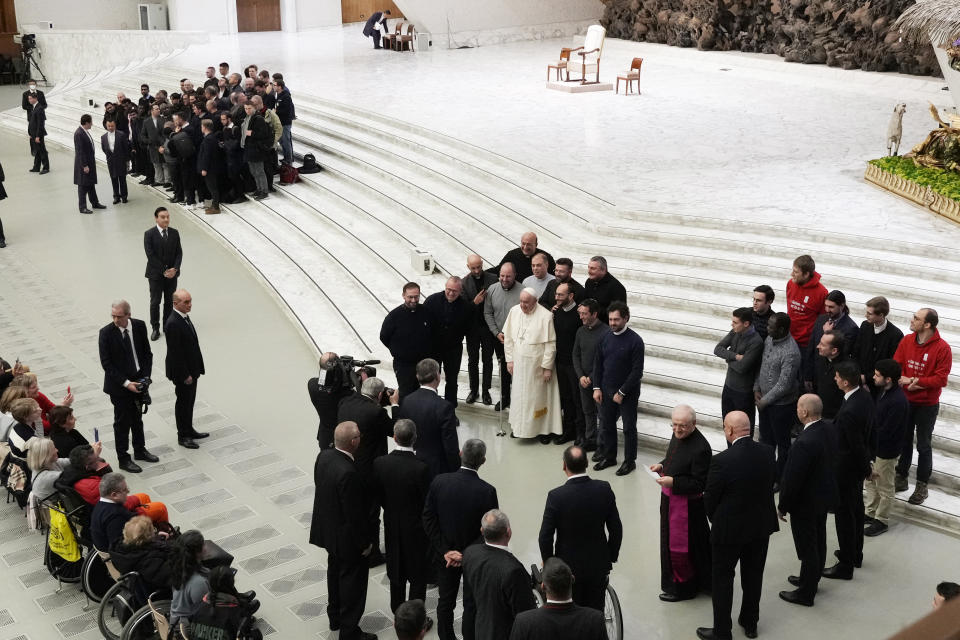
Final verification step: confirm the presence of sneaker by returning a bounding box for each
[864,522,889,537]
[895,474,909,493]
[908,481,928,505]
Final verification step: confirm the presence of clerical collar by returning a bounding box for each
[731,435,750,445]
[843,388,856,400]
[485,542,511,553]
[874,320,888,334]
[393,445,415,453]
[459,466,477,473]
[562,301,576,312]
[612,327,628,335]
[546,598,574,604]
[335,447,354,461]
[566,473,588,482]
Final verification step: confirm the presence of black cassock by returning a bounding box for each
[659,428,713,598]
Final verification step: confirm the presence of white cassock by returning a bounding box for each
[503,304,562,438]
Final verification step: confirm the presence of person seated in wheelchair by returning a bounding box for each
[110,515,173,603]
[188,566,263,640]
[169,531,260,634]
[514,558,607,640]
[90,471,169,552]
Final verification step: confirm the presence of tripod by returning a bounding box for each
[22,48,47,84]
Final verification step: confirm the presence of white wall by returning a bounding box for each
[168,0,235,32]
[15,0,143,30]
[395,0,602,47]
[296,0,341,29]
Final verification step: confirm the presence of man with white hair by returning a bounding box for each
[503,288,562,441]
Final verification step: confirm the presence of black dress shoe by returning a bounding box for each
[658,591,694,602]
[821,563,853,580]
[113,197,121,204]
[482,390,492,405]
[121,198,128,203]
[833,549,862,568]
[190,431,210,439]
[178,438,199,449]
[554,434,575,445]
[778,589,814,607]
[465,391,479,404]
[494,400,509,411]
[594,458,617,471]
[29,168,40,172]
[134,449,159,463]
[93,204,107,209]
[0,240,5,248]
[696,628,727,640]
[738,619,758,638]
[80,208,93,214]
[119,459,143,473]
[358,633,377,640]
[864,522,888,537]
[591,451,605,462]
[787,575,801,587]
[616,461,637,476]
[39,168,49,174]
[150,328,160,341]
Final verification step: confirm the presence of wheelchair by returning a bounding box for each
[530,564,623,640]
[98,571,146,640]
[118,590,263,640]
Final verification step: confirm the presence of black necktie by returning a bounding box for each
[184,315,196,336]
[122,329,136,371]
[162,228,168,241]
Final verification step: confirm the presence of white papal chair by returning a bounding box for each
[566,25,606,85]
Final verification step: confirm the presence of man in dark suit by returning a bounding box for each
[462,255,498,405]
[777,394,838,607]
[397,359,459,479]
[140,104,167,187]
[373,419,433,613]
[338,377,399,567]
[101,119,131,204]
[196,118,223,214]
[309,422,377,640]
[538,445,622,611]
[144,207,183,341]
[394,599,430,640]
[824,361,874,579]
[22,79,46,157]
[90,472,134,551]
[308,352,353,449]
[510,558,607,640]
[462,509,537,640]
[98,300,158,473]
[363,9,391,48]
[380,283,433,399]
[27,93,49,174]
[423,439,498,640]
[164,288,209,449]
[697,411,778,640]
[424,277,471,404]
[74,114,105,214]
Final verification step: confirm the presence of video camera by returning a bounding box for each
[134,377,153,414]
[333,355,380,394]
[14,33,37,52]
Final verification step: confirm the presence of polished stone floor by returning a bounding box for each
[1,27,960,640]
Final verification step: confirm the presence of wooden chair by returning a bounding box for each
[383,21,402,51]
[398,23,415,52]
[547,48,571,82]
[566,25,606,85]
[616,57,643,94]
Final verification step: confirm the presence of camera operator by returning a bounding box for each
[337,377,399,567]
[21,75,46,158]
[98,299,160,474]
[308,352,354,449]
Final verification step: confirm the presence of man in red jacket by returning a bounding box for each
[893,308,953,505]
[786,255,828,385]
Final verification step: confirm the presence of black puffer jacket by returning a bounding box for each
[110,538,172,595]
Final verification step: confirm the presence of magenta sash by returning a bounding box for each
[663,485,697,584]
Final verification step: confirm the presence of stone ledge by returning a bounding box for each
[864,162,960,226]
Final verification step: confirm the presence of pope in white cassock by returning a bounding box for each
[503,288,563,439]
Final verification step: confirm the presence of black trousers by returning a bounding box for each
[0,217,4,242]
[167,161,182,197]
[711,537,769,638]
[179,158,197,203]
[393,360,419,399]
[721,385,755,436]
[149,276,178,330]
[465,327,494,393]
[173,378,198,438]
[436,563,476,640]
[578,384,599,446]
[758,402,795,480]
[204,173,221,206]
[371,31,382,48]
[77,184,101,210]
[789,511,826,601]
[556,363,584,439]
[434,344,463,404]
[834,474,864,569]
[32,138,49,171]
[389,577,426,614]
[326,551,369,640]
[109,391,146,462]
[109,170,128,199]
[572,572,607,611]
[492,340,512,404]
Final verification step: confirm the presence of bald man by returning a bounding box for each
[462,255,498,405]
[698,412,778,640]
[310,421,377,640]
[494,232,555,282]
[521,253,555,299]
[777,394,838,608]
[424,277,472,404]
[164,288,209,449]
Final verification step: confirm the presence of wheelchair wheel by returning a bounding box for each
[81,551,116,603]
[604,583,624,640]
[120,599,170,640]
[44,541,83,584]
[98,580,139,640]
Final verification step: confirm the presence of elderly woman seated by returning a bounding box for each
[0,386,28,445]
[26,437,87,501]
[48,406,91,458]
[7,397,42,458]
[90,471,169,552]
[109,515,173,600]
[12,372,73,433]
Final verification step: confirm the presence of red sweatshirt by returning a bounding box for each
[893,330,953,405]
[786,271,827,347]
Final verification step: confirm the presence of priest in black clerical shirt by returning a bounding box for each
[493,231,555,282]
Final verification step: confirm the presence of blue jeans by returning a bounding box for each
[896,403,938,483]
[598,388,639,462]
[280,124,293,163]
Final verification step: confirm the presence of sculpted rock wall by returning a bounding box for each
[601,0,941,76]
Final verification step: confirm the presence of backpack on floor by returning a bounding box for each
[279,162,299,185]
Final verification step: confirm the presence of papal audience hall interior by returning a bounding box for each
[2,0,960,639]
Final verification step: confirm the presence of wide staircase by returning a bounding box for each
[4,63,960,536]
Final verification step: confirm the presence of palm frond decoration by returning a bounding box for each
[895,0,960,45]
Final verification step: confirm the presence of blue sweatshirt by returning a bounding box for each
[592,328,645,396]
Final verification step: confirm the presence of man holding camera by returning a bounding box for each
[98,299,159,473]
[308,352,354,449]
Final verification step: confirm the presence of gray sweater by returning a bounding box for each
[484,283,523,336]
[572,321,611,379]
[713,327,764,392]
[753,334,801,407]
[170,571,210,626]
